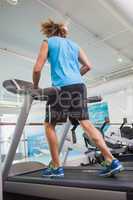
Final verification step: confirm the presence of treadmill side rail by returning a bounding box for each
[2,95,33,181]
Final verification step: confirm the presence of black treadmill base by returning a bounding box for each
[127,192,133,200]
[7,166,133,192]
[4,192,57,200]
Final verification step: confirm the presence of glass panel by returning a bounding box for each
[1,107,133,168]
[0,114,17,163]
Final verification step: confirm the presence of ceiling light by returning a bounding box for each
[117,57,123,63]
[103,77,106,82]
[111,0,133,23]
[6,0,18,5]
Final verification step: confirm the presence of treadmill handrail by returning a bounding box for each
[3,79,59,100]
[3,79,102,103]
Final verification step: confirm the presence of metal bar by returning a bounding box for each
[2,95,33,181]
[23,130,27,160]
[0,122,42,126]
[62,148,72,166]
[0,122,63,126]
[0,122,132,126]
[1,122,133,126]
[58,121,71,154]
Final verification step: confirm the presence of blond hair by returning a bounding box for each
[41,19,68,38]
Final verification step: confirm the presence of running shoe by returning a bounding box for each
[42,166,53,177]
[52,167,64,177]
[99,159,124,177]
[42,165,64,177]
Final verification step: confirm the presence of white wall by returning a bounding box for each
[87,75,133,123]
[104,87,133,123]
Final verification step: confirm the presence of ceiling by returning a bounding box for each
[0,0,133,103]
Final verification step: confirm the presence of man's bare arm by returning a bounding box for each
[32,42,48,88]
[78,48,92,76]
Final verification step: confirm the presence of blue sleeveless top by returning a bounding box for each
[47,36,83,87]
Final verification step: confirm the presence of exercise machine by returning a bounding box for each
[120,118,133,140]
[82,117,133,165]
[103,118,133,161]
[2,79,133,200]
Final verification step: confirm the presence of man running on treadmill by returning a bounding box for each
[32,19,123,177]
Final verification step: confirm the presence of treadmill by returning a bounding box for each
[2,79,133,200]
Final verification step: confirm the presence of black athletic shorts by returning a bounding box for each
[45,83,89,124]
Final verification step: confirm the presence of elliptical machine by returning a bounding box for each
[120,118,133,140]
[81,117,129,166]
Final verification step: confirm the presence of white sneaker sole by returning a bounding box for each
[42,174,53,177]
[42,173,64,178]
[51,173,64,177]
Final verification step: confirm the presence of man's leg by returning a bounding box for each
[44,122,60,168]
[80,120,114,163]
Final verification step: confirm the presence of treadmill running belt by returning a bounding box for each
[7,167,133,192]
